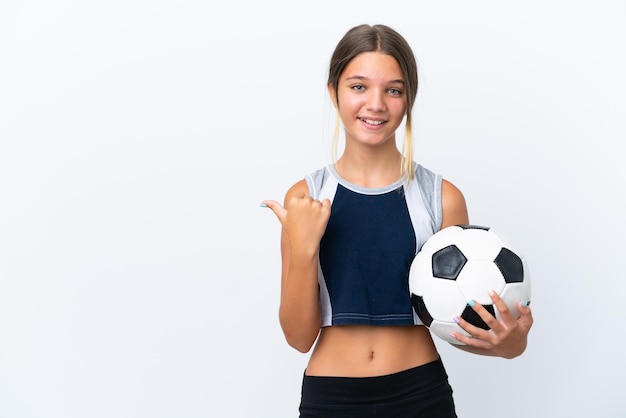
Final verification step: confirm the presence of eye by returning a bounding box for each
[388,87,403,96]
[351,84,365,91]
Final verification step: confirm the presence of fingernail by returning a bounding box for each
[259,203,268,208]
[453,316,460,324]
[521,300,529,308]
[468,300,475,307]
[488,289,496,297]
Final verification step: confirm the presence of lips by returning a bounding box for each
[358,117,386,126]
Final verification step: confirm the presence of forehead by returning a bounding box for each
[342,52,404,82]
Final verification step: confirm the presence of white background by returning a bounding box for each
[1,1,625,417]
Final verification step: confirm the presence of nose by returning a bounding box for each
[366,90,386,112]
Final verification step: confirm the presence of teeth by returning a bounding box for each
[361,118,385,125]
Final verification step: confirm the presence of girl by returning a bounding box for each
[262,24,533,418]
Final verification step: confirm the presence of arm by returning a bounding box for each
[440,179,533,358]
[440,179,469,228]
[262,180,330,353]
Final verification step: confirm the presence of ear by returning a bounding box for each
[327,84,338,108]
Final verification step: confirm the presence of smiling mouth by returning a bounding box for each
[358,117,386,126]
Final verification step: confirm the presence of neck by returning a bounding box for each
[335,146,403,188]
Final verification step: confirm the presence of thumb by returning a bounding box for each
[260,200,287,225]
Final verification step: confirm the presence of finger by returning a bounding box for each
[321,198,331,216]
[465,299,502,335]
[453,312,491,342]
[260,200,288,225]
[450,329,490,348]
[488,290,515,325]
[517,301,534,328]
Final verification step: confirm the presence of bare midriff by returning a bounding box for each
[305,325,439,377]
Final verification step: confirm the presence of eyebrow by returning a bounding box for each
[344,75,405,84]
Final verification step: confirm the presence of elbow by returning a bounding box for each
[279,316,320,353]
[283,328,318,353]
[287,338,314,353]
[279,308,321,353]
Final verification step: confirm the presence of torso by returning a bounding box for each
[305,325,439,377]
[302,163,444,377]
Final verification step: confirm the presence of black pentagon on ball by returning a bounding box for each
[432,245,467,280]
[494,247,524,283]
[458,224,490,231]
[461,304,496,330]
[411,294,433,327]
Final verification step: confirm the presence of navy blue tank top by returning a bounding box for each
[305,164,442,327]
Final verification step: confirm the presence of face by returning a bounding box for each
[329,52,407,149]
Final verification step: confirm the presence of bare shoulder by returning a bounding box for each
[441,179,469,228]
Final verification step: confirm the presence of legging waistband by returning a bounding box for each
[301,357,450,405]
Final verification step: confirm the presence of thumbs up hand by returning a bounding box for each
[262,192,331,250]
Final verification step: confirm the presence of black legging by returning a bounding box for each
[299,357,457,418]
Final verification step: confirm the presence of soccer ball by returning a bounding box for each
[409,225,531,345]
